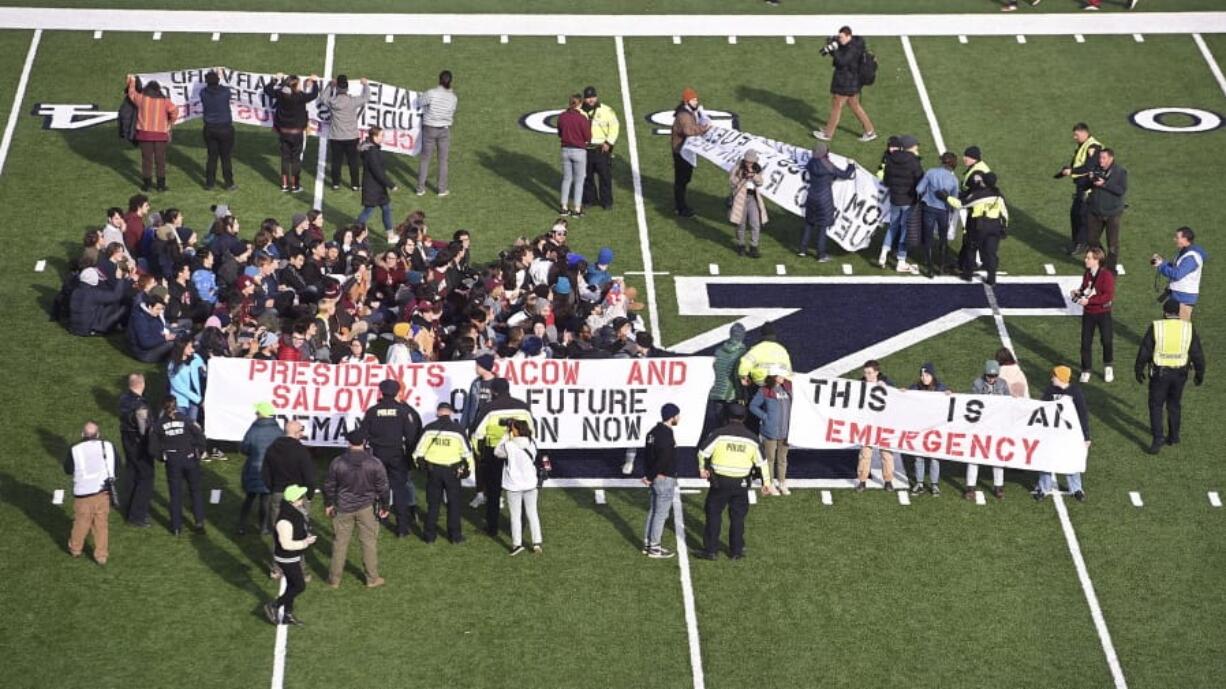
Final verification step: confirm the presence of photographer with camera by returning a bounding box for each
[1071,247,1116,383]
[496,418,544,556]
[470,378,535,537]
[1153,226,1206,321]
[728,150,768,258]
[1054,123,1103,255]
[1085,148,1127,268]
[813,26,877,144]
[414,402,474,544]
[63,421,118,566]
[323,427,390,589]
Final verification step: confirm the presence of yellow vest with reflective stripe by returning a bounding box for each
[962,160,990,190]
[584,103,620,147]
[1071,136,1102,179]
[1152,319,1193,367]
[699,433,770,483]
[969,195,1007,221]
[413,428,473,466]
[737,340,792,386]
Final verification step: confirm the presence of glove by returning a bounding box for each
[935,190,949,202]
[1195,374,1204,386]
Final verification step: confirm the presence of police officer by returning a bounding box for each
[1135,299,1206,454]
[695,403,773,561]
[1056,123,1102,255]
[960,146,990,194]
[954,171,1008,285]
[361,379,423,538]
[148,398,207,535]
[580,85,620,210]
[470,378,535,537]
[413,402,474,544]
[117,372,154,528]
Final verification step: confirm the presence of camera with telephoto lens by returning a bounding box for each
[819,36,839,56]
[103,477,120,508]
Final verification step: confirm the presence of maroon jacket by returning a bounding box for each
[1079,267,1115,315]
[557,108,591,149]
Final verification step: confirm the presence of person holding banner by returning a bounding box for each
[200,69,236,191]
[737,321,792,389]
[696,403,772,561]
[749,368,792,496]
[1034,367,1090,502]
[965,360,1011,500]
[799,142,855,262]
[907,363,950,496]
[320,75,370,192]
[414,402,473,545]
[470,378,535,537]
[264,74,319,193]
[855,360,896,493]
[125,75,179,192]
[670,88,711,218]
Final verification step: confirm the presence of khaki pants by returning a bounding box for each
[69,492,110,562]
[857,446,894,482]
[822,94,875,139]
[328,507,380,585]
[1179,303,1194,321]
[763,439,789,483]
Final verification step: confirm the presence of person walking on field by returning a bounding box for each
[320,74,371,191]
[417,70,457,197]
[125,75,179,192]
[264,73,320,193]
[263,485,316,626]
[557,94,591,218]
[813,26,877,143]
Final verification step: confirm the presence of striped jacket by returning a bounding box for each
[126,80,178,137]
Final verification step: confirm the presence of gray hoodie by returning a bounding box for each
[321,83,371,141]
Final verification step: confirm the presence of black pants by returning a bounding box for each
[480,451,504,535]
[1086,212,1122,266]
[978,230,1002,284]
[1080,311,1114,371]
[703,475,749,556]
[274,559,306,615]
[278,130,305,181]
[240,492,269,531]
[329,138,359,187]
[673,151,694,213]
[121,432,154,524]
[958,228,980,279]
[424,463,462,542]
[202,123,235,186]
[1069,190,1088,247]
[383,459,416,536]
[165,451,204,532]
[1148,368,1187,443]
[583,147,613,208]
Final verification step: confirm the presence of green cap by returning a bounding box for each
[254,401,276,417]
[283,485,308,502]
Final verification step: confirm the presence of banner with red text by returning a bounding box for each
[788,377,1087,474]
[204,356,713,449]
[136,67,422,155]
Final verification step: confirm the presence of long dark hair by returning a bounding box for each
[142,80,167,99]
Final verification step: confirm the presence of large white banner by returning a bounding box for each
[789,377,1088,474]
[204,356,713,449]
[137,67,422,155]
[681,126,890,252]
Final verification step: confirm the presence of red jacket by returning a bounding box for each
[1079,267,1115,315]
[557,108,591,149]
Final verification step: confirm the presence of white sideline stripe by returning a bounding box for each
[958,35,967,44]
[708,263,719,275]
[209,489,221,504]
[500,34,508,43]
[841,263,853,275]
[212,31,220,41]
[1129,491,1143,507]
[901,36,946,152]
[2,10,1224,36]
[152,31,161,40]
[615,35,662,342]
[1193,34,1226,98]
[443,34,451,43]
[624,270,670,276]
[0,30,39,178]
[975,490,987,506]
[1054,492,1130,689]
[557,34,566,44]
[679,488,700,495]
[312,34,336,211]
[671,493,706,689]
[673,35,681,44]
[820,490,832,505]
[385,34,393,43]
[92,29,101,39]
[785,35,795,45]
[270,32,279,42]
[1133,34,1144,43]
[775,264,786,275]
[52,489,63,505]
[270,577,288,689]
[593,488,606,505]
[1016,35,1026,44]
[544,478,891,489]
[34,259,45,272]
[897,490,910,506]
[1044,263,1056,275]
[1075,33,1085,43]
[1209,491,1222,508]
[984,284,1014,352]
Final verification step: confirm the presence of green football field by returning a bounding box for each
[1,4,1224,689]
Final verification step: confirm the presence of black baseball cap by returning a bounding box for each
[583,86,597,98]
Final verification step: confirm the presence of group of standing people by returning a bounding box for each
[556,86,621,217]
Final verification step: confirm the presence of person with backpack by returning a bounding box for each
[813,26,877,144]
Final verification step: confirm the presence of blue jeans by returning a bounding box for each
[178,404,200,424]
[357,202,394,232]
[1038,472,1083,495]
[561,147,587,209]
[913,456,940,484]
[882,204,912,260]
[643,475,676,547]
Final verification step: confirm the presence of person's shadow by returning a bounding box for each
[736,85,817,132]
[0,471,73,554]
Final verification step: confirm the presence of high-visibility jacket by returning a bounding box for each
[582,102,620,147]
[961,160,990,193]
[1152,319,1193,368]
[413,418,474,466]
[966,193,1009,232]
[470,395,535,452]
[698,423,770,483]
[1070,136,1103,180]
[737,340,792,386]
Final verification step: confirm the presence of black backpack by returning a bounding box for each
[859,46,879,87]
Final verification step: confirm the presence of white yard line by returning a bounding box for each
[672,492,706,689]
[614,35,662,341]
[1193,34,1226,98]
[0,9,1224,36]
[900,36,946,152]
[312,33,335,211]
[905,38,1127,689]
[269,577,288,689]
[0,29,39,178]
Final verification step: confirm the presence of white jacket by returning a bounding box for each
[496,436,539,492]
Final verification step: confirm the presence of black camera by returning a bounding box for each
[819,37,839,56]
[103,477,120,508]
[1150,253,1163,267]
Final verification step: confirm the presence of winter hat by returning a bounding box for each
[283,485,308,502]
[921,362,937,377]
[1052,366,1072,385]
[475,353,496,372]
[984,359,1001,376]
[596,247,614,266]
[964,145,982,161]
[292,212,308,229]
[379,379,401,397]
[566,252,586,269]
[213,204,231,220]
[744,150,759,163]
[205,316,222,329]
[1163,299,1181,316]
[583,85,598,98]
[729,322,747,343]
[886,135,901,148]
[812,142,829,158]
[345,427,368,446]
[661,403,680,421]
[392,322,412,339]
[79,267,101,286]
[254,401,276,417]
[726,402,748,419]
[149,284,170,302]
[681,87,698,102]
[554,276,572,295]
[259,331,279,349]
[982,172,998,189]
[491,378,510,396]
[898,135,919,149]
[521,336,544,356]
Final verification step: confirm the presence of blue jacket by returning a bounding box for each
[1158,244,1207,304]
[749,380,793,441]
[200,85,233,126]
[916,166,959,209]
[128,304,168,353]
[192,268,218,304]
[68,278,126,336]
[240,417,283,494]
[804,156,855,227]
[168,354,205,409]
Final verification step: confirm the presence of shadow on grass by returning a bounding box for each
[476,145,559,213]
[0,471,73,554]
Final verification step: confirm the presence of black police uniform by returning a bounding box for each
[1135,320,1206,449]
[362,395,423,536]
[148,410,207,534]
[117,390,154,525]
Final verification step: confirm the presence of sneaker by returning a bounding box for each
[817,255,832,263]
[438,191,450,198]
[992,486,1005,500]
[469,493,486,509]
[509,545,526,557]
[621,457,635,475]
[291,185,303,193]
[1165,435,1180,445]
[1001,3,1017,11]
[896,260,918,274]
[883,481,894,491]
[1032,489,1046,502]
[366,576,386,589]
[326,579,340,589]
[748,246,760,259]
[855,481,866,493]
[812,130,832,141]
[1146,440,1163,455]
[209,448,227,460]
[532,544,543,554]
[648,546,676,559]
[416,189,426,196]
[911,482,925,496]
[1032,0,1042,5]
[570,209,585,218]
[1083,3,1099,9]
[737,245,746,257]
[281,612,304,626]
[797,249,808,257]
[350,185,359,192]
[387,232,400,245]
[225,184,239,192]
[1073,490,1086,502]
[331,184,341,190]
[641,542,652,555]
[778,484,791,496]
[1104,366,1114,383]
[676,207,696,218]
[1069,243,1088,256]
[263,602,279,624]
[859,131,879,143]
[694,551,718,560]
[1079,371,1091,384]
[877,253,889,269]
[930,485,941,497]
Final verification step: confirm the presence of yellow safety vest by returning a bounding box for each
[413,427,473,466]
[699,432,771,483]
[961,160,990,191]
[968,195,1008,223]
[1070,136,1102,179]
[1152,319,1193,368]
[584,103,621,147]
[736,340,792,386]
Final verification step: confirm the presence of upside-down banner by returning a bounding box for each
[136,67,423,155]
[203,357,714,449]
[788,377,1088,473]
[680,126,890,252]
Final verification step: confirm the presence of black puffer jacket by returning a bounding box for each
[830,36,867,96]
[360,140,394,207]
[264,79,318,131]
[883,150,923,206]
